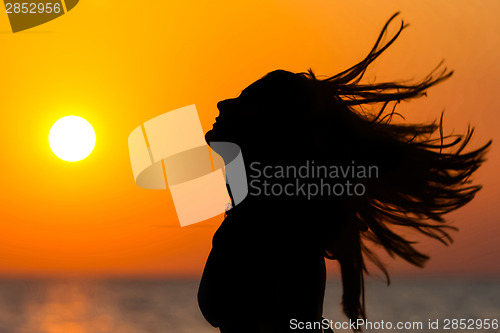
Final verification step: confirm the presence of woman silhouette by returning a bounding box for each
[198,13,491,333]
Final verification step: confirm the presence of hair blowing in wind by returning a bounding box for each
[299,12,492,325]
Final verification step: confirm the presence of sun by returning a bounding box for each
[49,116,96,162]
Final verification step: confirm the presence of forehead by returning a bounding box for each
[239,71,297,99]
[239,77,268,98]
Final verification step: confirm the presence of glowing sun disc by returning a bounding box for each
[49,116,96,162]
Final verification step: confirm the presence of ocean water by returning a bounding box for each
[0,278,497,333]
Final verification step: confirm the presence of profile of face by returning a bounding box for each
[205,70,316,159]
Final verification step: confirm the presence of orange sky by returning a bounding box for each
[0,0,498,278]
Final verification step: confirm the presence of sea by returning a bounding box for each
[0,278,498,333]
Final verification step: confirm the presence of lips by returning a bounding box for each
[212,121,223,129]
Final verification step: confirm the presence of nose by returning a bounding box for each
[217,98,236,112]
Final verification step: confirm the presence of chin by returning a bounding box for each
[205,128,216,144]
[206,121,232,142]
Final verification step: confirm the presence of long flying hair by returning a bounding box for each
[293,12,492,324]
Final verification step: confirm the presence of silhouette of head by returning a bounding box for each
[206,70,321,161]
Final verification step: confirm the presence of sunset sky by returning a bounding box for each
[0,0,498,278]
